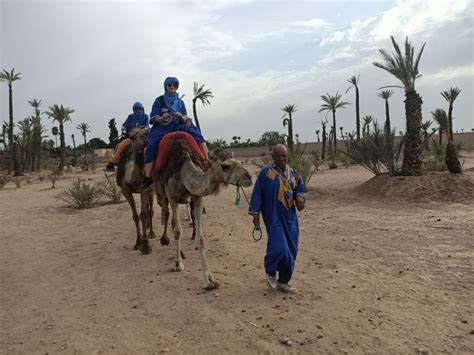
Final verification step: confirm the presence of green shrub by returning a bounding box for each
[342,122,404,176]
[0,172,11,188]
[289,143,318,191]
[59,178,100,209]
[13,176,22,188]
[98,173,122,203]
[422,140,447,172]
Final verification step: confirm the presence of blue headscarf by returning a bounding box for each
[132,101,144,111]
[163,77,182,113]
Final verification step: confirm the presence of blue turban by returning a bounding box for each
[163,77,179,92]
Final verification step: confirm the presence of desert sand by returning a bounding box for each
[1,153,474,354]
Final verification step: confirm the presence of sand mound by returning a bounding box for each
[354,172,474,203]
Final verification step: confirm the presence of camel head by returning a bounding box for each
[218,158,252,187]
[128,127,148,151]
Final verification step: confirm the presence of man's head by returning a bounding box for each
[132,101,144,113]
[271,144,288,170]
[164,77,179,93]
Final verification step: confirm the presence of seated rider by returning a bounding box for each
[140,76,209,189]
[105,102,149,172]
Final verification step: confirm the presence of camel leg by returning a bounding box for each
[190,198,196,240]
[170,200,184,271]
[147,192,157,239]
[139,192,152,254]
[159,197,170,246]
[193,196,218,290]
[122,189,142,250]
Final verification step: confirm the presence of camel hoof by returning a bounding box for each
[204,281,219,290]
[160,235,170,246]
[133,241,141,250]
[140,241,152,255]
[173,262,184,272]
[191,234,196,241]
[180,250,186,260]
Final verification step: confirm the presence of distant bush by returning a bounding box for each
[98,173,122,203]
[13,176,22,188]
[422,140,447,172]
[49,173,59,189]
[289,143,319,192]
[0,172,11,189]
[59,178,100,209]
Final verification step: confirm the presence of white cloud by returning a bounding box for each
[319,16,376,46]
[423,65,474,83]
[369,0,470,41]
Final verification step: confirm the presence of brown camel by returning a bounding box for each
[116,128,156,254]
[154,139,252,290]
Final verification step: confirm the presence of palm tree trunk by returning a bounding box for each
[288,114,294,153]
[72,135,77,167]
[8,83,20,175]
[332,110,337,148]
[438,127,442,145]
[401,90,423,175]
[445,106,462,174]
[448,104,454,142]
[83,134,88,170]
[36,131,42,171]
[384,99,391,135]
[59,122,65,172]
[356,87,360,140]
[321,125,326,160]
[192,98,202,132]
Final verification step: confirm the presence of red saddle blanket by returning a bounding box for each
[154,131,205,171]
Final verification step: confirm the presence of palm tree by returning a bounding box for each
[281,104,297,153]
[46,105,74,172]
[377,89,395,136]
[441,87,461,142]
[440,87,462,174]
[346,75,361,140]
[29,99,43,171]
[315,129,320,142]
[373,35,426,175]
[319,92,349,148]
[192,82,213,132]
[362,115,374,136]
[76,123,91,170]
[0,68,22,175]
[339,126,344,140]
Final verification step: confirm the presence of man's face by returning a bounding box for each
[272,148,287,169]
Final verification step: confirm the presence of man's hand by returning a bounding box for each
[175,112,186,122]
[252,214,260,226]
[295,195,305,211]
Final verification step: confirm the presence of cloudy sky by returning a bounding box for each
[1,0,473,146]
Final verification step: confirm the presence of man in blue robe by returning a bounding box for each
[249,144,305,294]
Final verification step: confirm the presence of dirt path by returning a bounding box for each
[1,161,473,354]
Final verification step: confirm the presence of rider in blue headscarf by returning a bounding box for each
[141,76,209,189]
[105,101,149,172]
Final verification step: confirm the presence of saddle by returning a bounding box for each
[154,132,205,171]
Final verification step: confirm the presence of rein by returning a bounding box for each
[235,183,262,242]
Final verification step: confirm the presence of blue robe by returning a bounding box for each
[121,112,149,132]
[249,163,305,277]
[145,94,204,164]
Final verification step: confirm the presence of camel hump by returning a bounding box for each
[155,132,205,172]
[116,143,133,186]
[157,134,204,180]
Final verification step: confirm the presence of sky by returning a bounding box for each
[1,0,473,147]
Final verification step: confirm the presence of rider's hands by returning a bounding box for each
[175,112,186,122]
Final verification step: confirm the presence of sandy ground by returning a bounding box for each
[1,153,474,354]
